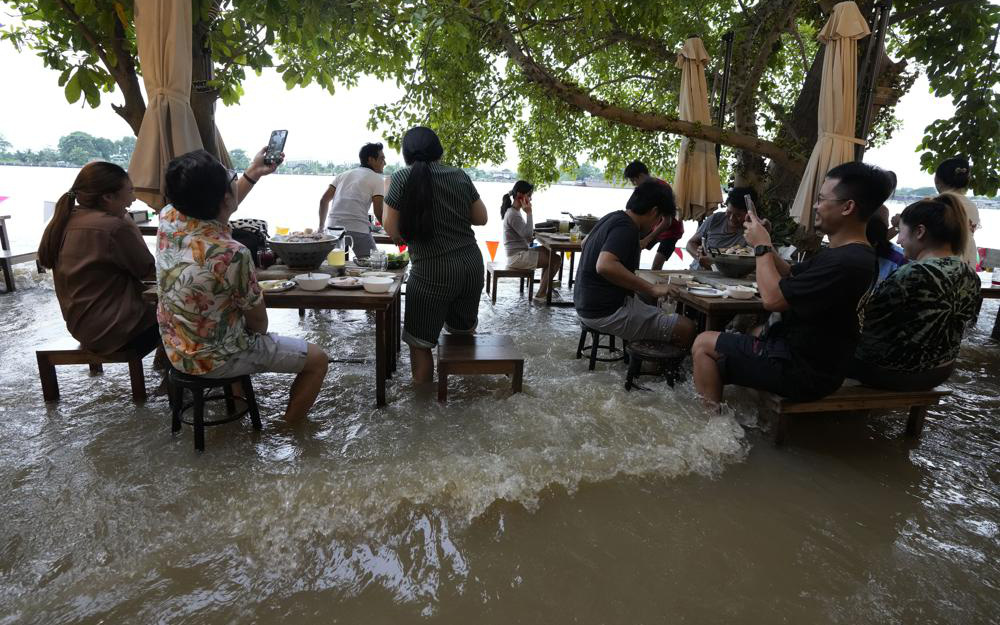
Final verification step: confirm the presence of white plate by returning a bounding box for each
[329,277,363,290]
[361,271,395,279]
[259,280,296,293]
[688,286,725,298]
[547,234,572,241]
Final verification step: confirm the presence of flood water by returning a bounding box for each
[1,167,999,623]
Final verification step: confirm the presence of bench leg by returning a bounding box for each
[512,361,523,394]
[37,354,59,401]
[519,277,525,295]
[906,405,927,438]
[484,271,490,295]
[1,259,14,293]
[89,363,104,374]
[298,308,305,317]
[437,364,448,402]
[128,358,147,402]
[491,274,498,305]
[526,275,534,300]
[992,307,1000,342]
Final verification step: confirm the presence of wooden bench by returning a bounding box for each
[36,341,152,402]
[437,334,524,401]
[759,384,951,446]
[0,215,44,293]
[485,262,536,304]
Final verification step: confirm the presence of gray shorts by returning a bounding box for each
[345,230,377,260]
[578,295,680,343]
[201,333,309,379]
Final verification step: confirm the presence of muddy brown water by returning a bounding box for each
[1,268,997,624]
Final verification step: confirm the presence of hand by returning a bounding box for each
[650,283,671,299]
[522,195,532,213]
[698,255,714,270]
[890,214,901,228]
[743,211,772,248]
[246,146,283,179]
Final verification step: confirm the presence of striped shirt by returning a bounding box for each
[385,163,480,261]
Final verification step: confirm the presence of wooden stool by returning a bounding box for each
[168,369,262,451]
[758,384,952,446]
[485,262,537,304]
[624,340,686,390]
[36,341,149,402]
[437,334,524,402]
[576,325,626,371]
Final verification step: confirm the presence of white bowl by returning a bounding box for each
[294,272,331,291]
[726,285,756,299]
[362,276,394,293]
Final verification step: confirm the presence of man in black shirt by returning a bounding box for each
[692,162,894,405]
[574,181,696,348]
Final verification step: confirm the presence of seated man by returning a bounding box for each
[574,180,696,348]
[686,187,757,270]
[692,162,894,405]
[624,160,684,270]
[157,149,329,423]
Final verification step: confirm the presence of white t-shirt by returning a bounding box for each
[325,167,385,233]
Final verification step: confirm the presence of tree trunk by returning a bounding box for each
[191,17,220,160]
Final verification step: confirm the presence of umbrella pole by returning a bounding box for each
[856,0,892,161]
[715,31,735,163]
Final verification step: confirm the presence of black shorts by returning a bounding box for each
[714,332,840,401]
[645,237,679,257]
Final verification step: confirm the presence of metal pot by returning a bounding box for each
[561,212,600,234]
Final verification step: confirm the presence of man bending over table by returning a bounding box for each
[157,149,329,423]
[574,180,696,348]
[692,162,894,406]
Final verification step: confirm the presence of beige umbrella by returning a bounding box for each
[789,1,871,228]
[128,0,230,209]
[673,37,723,221]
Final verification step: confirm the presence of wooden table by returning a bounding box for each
[145,263,403,407]
[534,233,583,307]
[637,269,767,332]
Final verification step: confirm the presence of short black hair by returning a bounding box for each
[935,155,970,189]
[725,186,758,212]
[626,180,675,217]
[623,160,649,180]
[164,149,229,220]
[824,161,894,221]
[359,142,384,169]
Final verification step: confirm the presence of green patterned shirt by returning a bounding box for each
[855,256,981,371]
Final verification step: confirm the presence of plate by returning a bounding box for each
[361,271,396,279]
[329,277,363,290]
[547,234,572,241]
[259,279,296,293]
[688,286,725,298]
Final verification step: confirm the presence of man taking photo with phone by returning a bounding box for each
[691,162,894,406]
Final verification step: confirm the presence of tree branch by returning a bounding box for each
[889,0,979,24]
[490,22,805,171]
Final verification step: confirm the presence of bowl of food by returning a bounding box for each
[709,245,756,278]
[725,285,757,300]
[386,251,409,269]
[294,272,330,291]
[362,276,394,293]
[267,229,338,269]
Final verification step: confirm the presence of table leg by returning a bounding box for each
[568,252,575,289]
[993,306,1000,342]
[376,309,387,406]
[437,363,448,402]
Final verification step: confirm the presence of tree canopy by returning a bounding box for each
[4,0,998,198]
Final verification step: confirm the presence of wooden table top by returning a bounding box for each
[535,233,583,252]
[637,269,767,313]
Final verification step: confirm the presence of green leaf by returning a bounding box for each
[64,73,82,104]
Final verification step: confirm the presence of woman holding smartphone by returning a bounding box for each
[501,180,561,301]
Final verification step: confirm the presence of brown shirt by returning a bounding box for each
[53,207,156,354]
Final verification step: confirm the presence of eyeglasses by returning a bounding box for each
[815,194,849,205]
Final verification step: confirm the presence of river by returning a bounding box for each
[0,166,997,623]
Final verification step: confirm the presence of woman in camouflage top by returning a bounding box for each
[851,193,982,391]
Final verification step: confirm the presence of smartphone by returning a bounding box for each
[744,193,759,220]
[264,130,287,165]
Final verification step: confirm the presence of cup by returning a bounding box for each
[559,220,570,233]
[372,250,388,271]
[276,226,289,236]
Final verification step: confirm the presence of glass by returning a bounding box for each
[371,250,388,271]
[559,220,570,233]
[275,226,289,236]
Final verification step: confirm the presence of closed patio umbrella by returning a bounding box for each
[128,0,230,210]
[673,37,723,221]
[789,1,871,228]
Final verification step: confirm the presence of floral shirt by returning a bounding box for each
[155,205,263,375]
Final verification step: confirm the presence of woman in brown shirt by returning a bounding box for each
[38,162,161,357]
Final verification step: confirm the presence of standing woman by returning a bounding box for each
[37,162,162,358]
[501,180,561,301]
[934,156,979,267]
[383,127,489,383]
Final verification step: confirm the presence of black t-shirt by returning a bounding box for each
[574,211,640,318]
[769,243,877,378]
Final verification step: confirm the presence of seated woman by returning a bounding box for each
[38,161,162,360]
[383,126,489,384]
[500,180,561,301]
[868,205,906,283]
[850,193,981,391]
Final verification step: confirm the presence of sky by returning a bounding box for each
[0,4,958,188]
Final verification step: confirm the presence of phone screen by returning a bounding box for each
[266,130,287,163]
[744,194,759,220]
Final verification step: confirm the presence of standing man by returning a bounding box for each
[691,162,893,406]
[624,160,684,270]
[318,142,386,259]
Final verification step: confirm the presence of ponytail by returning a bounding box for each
[38,161,129,269]
[500,193,513,219]
[501,180,534,220]
[899,193,969,256]
[397,126,445,242]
